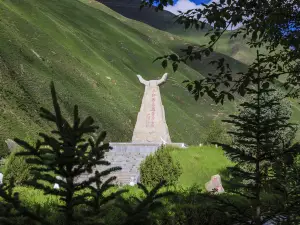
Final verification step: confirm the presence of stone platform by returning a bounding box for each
[91,142,186,185]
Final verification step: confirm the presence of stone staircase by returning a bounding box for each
[103,143,161,185]
[77,142,186,186]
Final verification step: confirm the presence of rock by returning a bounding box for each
[5,139,19,152]
[205,174,225,193]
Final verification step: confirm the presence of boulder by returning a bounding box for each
[205,174,225,193]
[5,139,19,152]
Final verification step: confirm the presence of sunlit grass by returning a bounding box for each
[170,145,233,188]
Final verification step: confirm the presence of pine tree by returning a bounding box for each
[13,82,123,225]
[213,51,299,225]
[0,82,175,225]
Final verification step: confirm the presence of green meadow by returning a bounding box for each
[171,145,233,188]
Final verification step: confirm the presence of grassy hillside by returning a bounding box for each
[0,0,239,154]
[98,0,271,67]
[180,30,271,65]
[97,0,212,34]
[1,0,299,156]
[97,0,255,64]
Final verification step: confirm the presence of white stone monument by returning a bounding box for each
[132,73,171,144]
[90,73,185,185]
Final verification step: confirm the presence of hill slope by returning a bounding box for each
[98,0,259,65]
[0,0,238,153]
[1,0,299,156]
[97,0,211,35]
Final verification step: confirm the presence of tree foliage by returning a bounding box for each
[140,0,300,103]
[211,52,300,224]
[202,119,231,145]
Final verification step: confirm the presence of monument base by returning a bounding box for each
[91,142,186,185]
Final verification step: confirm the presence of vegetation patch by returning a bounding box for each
[140,146,182,187]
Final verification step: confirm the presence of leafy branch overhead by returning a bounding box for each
[141,0,300,103]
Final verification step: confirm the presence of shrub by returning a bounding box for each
[3,141,35,186]
[202,119,231,145]
[151,185,245,225]
[139,146,182,187]
[0,142,10,159]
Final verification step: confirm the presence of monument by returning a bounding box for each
[87,73,185,185]
[132,73,171,144]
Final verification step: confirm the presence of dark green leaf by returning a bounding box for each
[162,59,168,69]
[172,62,178,72]
[204,49,210,56]
[262,82,269,89]
[169,54,178,61]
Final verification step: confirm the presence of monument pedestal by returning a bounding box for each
[92,142,186,185]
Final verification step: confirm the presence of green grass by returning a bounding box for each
[171,145,233,188]
[9,145,232,207]
[8,145,232,208]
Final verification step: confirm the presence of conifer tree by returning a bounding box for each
[213,51,300,225]
[13,82,123,225]
[0,82,173,225]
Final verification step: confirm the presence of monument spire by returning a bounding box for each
[132,73,171,144]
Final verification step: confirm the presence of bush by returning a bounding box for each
[3,138,36,186]
[151,185,246,225]
[0,141,10,159]
[201,119,231,145]
[3,149,33,186]
[139,146,182,187]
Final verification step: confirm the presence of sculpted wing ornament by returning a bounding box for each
[157,73,168,86]
[137,75,149,85]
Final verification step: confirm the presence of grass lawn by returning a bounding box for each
[171,145,234,189]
